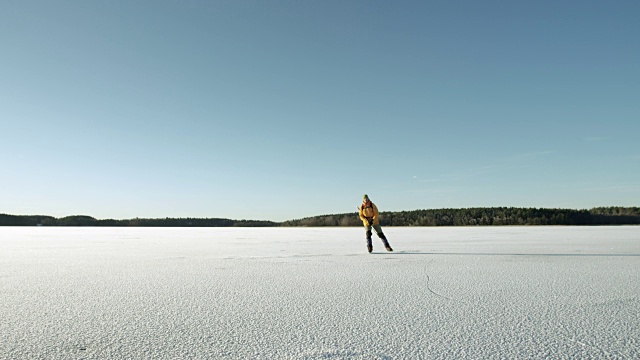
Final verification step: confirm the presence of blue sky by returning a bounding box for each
[1,1,638,222]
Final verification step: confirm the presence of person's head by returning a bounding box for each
[363,194,369,201]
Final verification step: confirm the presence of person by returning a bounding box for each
[358,194,393,253]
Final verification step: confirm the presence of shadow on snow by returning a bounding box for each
[374,251,640,257]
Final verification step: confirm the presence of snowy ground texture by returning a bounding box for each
[1,226,639,359]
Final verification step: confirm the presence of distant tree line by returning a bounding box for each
[280,207,640,227]
[1,207,639,227]
[0,214,277,227]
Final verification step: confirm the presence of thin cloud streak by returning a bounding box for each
[584,137,610,142]
[576,183,640,193]
[438,150,556,181]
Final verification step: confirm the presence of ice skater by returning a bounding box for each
[358,194,393,253]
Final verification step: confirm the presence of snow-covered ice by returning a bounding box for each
[1,226,639,359]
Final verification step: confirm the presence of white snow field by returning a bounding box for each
[1,226,639,359]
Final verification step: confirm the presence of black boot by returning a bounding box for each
[378,232,393,252]
[366,230,373,253]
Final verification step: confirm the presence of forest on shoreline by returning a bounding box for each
[1,207,639,227]
[281,207,640,227]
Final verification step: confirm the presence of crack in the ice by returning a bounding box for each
[425,274,451,300]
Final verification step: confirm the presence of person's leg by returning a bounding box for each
[373,224,393,251]
[365,225,373,253]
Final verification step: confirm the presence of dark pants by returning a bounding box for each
[365,224,390,247]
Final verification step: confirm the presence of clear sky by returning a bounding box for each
[2,1,638,222]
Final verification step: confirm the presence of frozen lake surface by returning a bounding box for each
[1,226,639,359]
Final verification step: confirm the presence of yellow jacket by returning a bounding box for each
[359,201,379,226]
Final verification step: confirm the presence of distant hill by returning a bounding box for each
[1,207,639,227]
[0,214,277,227]
[0,214,57,226]
[280,207,640,226]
